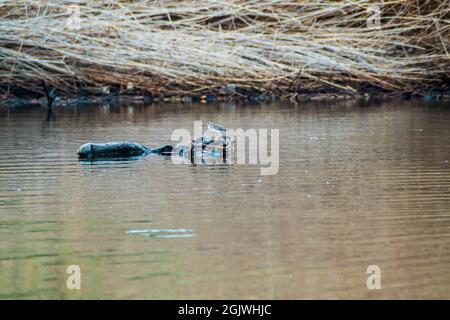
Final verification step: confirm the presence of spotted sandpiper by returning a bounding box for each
[207,122,228,160]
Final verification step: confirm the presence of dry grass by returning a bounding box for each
[0,0,449,97]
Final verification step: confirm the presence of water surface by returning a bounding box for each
[0,99,449,299]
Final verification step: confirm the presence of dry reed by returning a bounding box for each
[0,0,449,97]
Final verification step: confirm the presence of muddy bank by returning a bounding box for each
[1,83,449,108]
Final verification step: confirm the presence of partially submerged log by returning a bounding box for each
[77,142,175,159]
[77,123,231,161]
[77,142,150,159]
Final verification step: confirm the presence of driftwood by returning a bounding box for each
[77,142,173,159]
[77,122,231,161]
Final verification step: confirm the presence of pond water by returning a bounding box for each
[0,98,449,299]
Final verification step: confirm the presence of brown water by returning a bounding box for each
[0,99,449,299]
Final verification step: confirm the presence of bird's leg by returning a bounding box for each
[222,131,226,162]
[190,141,194,163]
[201,137,206,160]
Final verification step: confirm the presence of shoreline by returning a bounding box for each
[1,85,448,108]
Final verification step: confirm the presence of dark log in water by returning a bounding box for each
[77,142,175,160]
[77,141,176,160]
[77,122,231,161]
[77,142,151,159]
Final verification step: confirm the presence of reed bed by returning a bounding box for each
[0,0,449,97]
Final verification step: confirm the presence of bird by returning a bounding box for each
[207,122,230,159]
[207,122,227,134]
